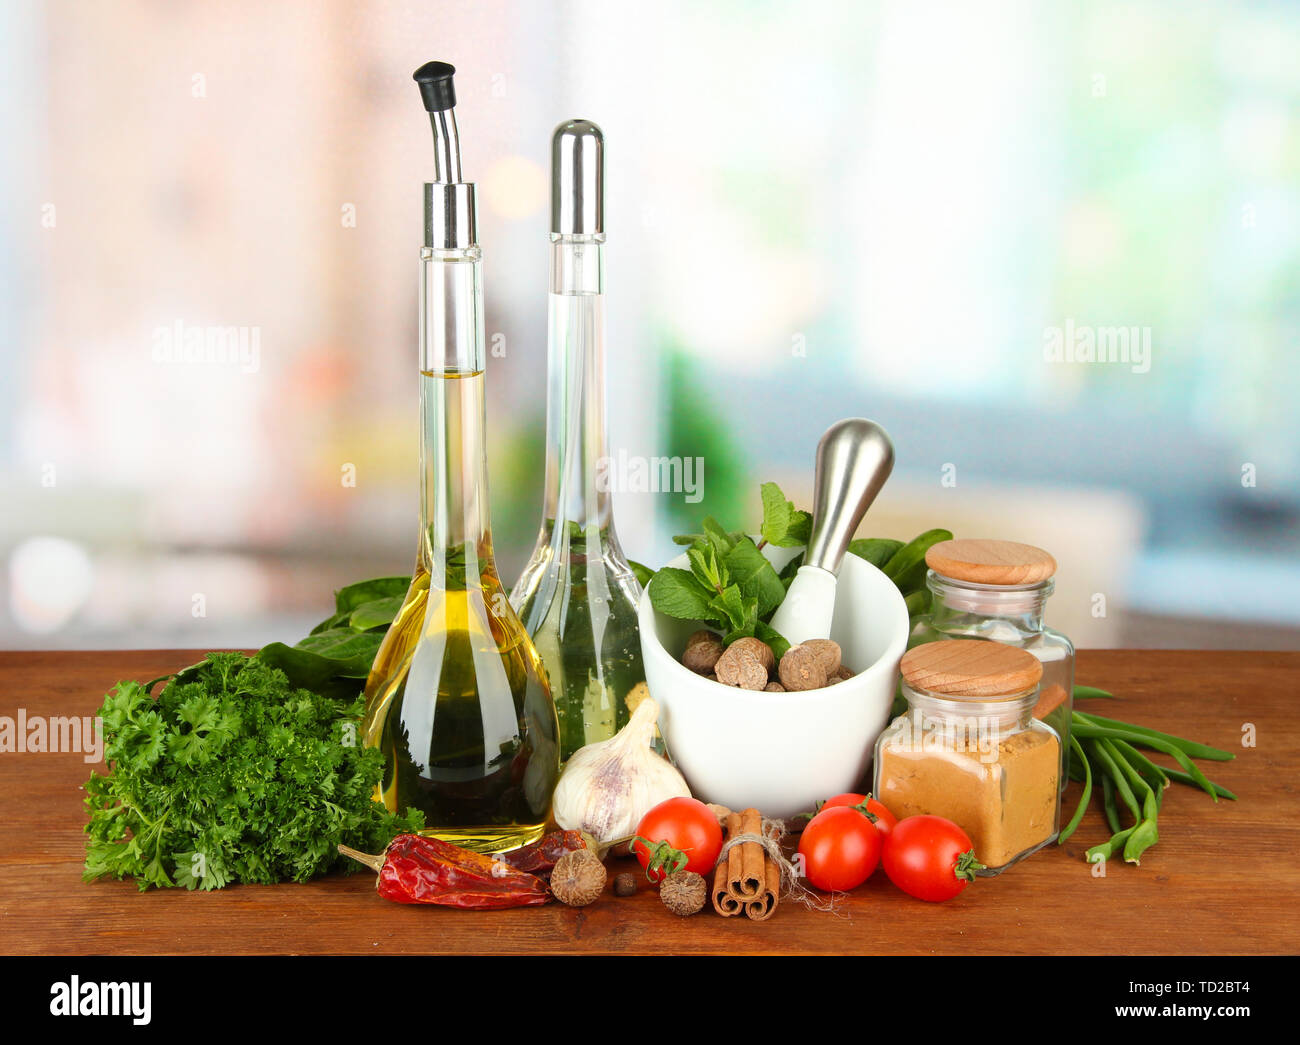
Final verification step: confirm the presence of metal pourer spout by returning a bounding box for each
[414,61,476,249]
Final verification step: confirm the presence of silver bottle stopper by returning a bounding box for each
[415,61,477,249]
[552,119,604,237]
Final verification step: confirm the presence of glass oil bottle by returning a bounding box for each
[510,120,647,762]
[362,62,559,852]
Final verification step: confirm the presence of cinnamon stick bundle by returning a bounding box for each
[711,807,781,921]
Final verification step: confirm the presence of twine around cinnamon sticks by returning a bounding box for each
[710,808,786,920]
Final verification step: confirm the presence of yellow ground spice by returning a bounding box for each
[877,727,1060,868]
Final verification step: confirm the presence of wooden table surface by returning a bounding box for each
[1,649,1296,956]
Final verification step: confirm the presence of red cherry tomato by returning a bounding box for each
[797,806,883,892]
[632,797,723,882]
[881,815,984,902]
[820,792,897,839]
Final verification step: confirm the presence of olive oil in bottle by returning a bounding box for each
[362,63,558,853]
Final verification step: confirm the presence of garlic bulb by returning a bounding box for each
[551,696,691,845]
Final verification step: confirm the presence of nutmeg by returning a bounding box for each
[802,638,842,676]
[659,870,707,916]
[550,848,607,907]
[682,630,724,675]
[715,643,768,690]
[728,636,775,676]
[778,643,828,691]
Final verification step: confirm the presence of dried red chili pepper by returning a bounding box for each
[339,835,551,909]
[498,830,586,881]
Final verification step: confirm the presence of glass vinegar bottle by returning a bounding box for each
[510,121,646,762]
[362,62,558,852]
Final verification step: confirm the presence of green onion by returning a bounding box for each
[1061,684,1238,866]
[1058,734,1092,844]
[1073,685,1118,700]
[1074,711,1235,762]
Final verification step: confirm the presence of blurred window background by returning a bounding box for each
[2,0,1297,651]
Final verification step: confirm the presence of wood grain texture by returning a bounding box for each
[1,649,1296,956]
[925,538,1057,585]
[900,639,1043,695]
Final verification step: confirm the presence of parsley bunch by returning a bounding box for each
[84,651,422,891]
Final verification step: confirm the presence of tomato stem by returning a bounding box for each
[803,794,881,823]
[632,836,689,881]
[954,849,985,882]
[849,801,879,824]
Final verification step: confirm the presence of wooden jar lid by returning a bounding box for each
[900,640,1043,698]
[925,538,1057,586]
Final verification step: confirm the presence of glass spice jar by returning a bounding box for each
[909,538,1075,792]
[874,639,1061,874]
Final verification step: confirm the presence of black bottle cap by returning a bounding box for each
[413,61,456,112]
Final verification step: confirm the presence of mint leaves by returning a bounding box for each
[647,567,715,619]
[646,481,954,656]
[648,482,808,650]
[723,535,787,617]
[649,531,779,647]
[759,481,813,547]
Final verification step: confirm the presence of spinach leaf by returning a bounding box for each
[848,537,904,569]
[334,576,411,614]
[349,596,405,632]
[881,528,953,590]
